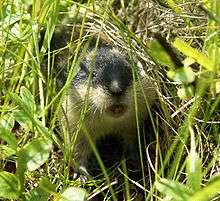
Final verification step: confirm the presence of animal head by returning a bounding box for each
[67,42,156,121]
[46,26,156,121]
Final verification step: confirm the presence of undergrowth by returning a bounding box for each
[0,0,220,201]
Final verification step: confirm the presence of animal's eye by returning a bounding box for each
[80,62,90,74]
[80,62,97,79]
[92,71,97,78]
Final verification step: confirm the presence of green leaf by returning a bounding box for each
[183,57,196,67]
[12,88,46,133]
[40,177,57,194]
[18,137,52,171]
[203,0,211,9]
[25,187,49,201]
[13,109,33,131]
[177,86,194,100]
[11,87,38,128]
[167,0,182,13]
[11,93,36,126]
[149,39,176,69]
[0,127,17,150]
[59,187,87,201]
[173,38,215,71]
[187,127,202,192]
[215,81,220,94]
[155,178,192,201]
[167,67,195,84]
[0,171,20,199]
[20,86,36,113]
[216,1,220,18]
[0,145,16,158]
[0,113,15,131]
[187,153,202,192]
[188,174,220,201]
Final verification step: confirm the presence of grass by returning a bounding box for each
[0,0,220,200]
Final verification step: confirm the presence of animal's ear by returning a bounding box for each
[39,25,83,88]
[39,26,75,52]
[39,27,71,86]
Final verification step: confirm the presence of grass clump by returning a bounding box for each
[0,0,220,200]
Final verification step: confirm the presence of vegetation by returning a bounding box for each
[0,0,220,200]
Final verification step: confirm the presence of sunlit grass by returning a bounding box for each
[0,0,220,200]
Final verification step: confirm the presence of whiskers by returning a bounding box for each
[63,76,156,124]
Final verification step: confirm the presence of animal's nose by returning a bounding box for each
[109,80,124,96]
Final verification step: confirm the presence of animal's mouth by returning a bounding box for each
[106,104,127,118]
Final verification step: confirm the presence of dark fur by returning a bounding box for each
[41,25,156,179]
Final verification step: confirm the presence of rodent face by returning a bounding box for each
[89,46,133,119]
[68,44,155,122]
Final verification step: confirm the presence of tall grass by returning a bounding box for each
[0,0,219,200]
